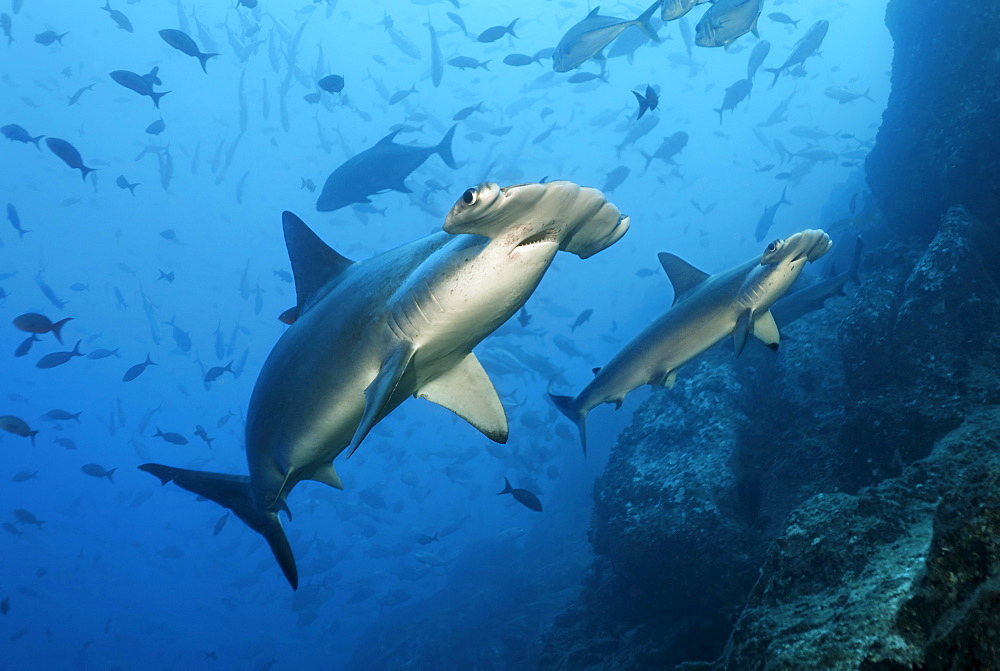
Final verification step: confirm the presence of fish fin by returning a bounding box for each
[417,353,508,444]
[635,0,661,43]
[750,15,760,38]
[50,317,73,344]
[376,129,403,145]
[733,308,753,356]
[657,252,710,304]
[137,464,299,590]
[763,67,781,88]
[592,367,602,376]
[435,124,458,169]
[497,477,514,495]
[393,183,414,194]
[664,370,678,389]
[282,211,354,318]
[306,462,344,490]
[347,344,414,457]
[587,6,600,17]
[196,51,219,74]
[779,185,791,206]
[150,90,170,109]
[547,385,588,456]
[753,310,780,350]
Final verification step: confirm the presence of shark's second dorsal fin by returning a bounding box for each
[657,252,710,304]
[281,211,354,321]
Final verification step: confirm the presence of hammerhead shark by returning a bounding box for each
[550,229,832,454]
[140,181,628,589]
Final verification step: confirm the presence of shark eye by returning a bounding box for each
[766,239,782,254]
[461,188,477,205]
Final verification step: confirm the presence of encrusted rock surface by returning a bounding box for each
[539,206,1000,670]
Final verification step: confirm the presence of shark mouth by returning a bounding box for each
[515,228,559,249]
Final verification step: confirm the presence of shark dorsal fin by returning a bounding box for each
[588,6,601,17]
[377,130,402,145]
[282,211,353,319]
[657,252,710,304]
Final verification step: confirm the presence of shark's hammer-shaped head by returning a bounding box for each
[443,181,629,259]
[742,228,833,310]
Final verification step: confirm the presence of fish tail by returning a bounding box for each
[71,339,82,356]
[197,52,219,74]
[848,236,864,285]
[779,186,791,206]
[714,107,723,125]
[632,90,648,119]
[106,467,117,483]
[138,463,299,590]
[640,151,653,171]
[547,391,588,456]
[481,60,491,71]
[506,18,518,39]
[763,67,781,88]
[436,124,458,169]
[636,0,661,43]
[50,317,72,344]
[80,166,96,181]
[497,477,514,496]
[150,90,170,109]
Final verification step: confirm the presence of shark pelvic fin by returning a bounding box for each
[281,211,354,320]
[417,353,509,443]
[307,462,344,490]
[753,310,780,350]
[658,252,710,304]
[348,344,415,457]
[137,463,299,590]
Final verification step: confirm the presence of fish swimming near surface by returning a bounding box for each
[497,477,543,512]
[45,138,95,180]
[0,415,38,444]
[553,2,660,73]
[158,29,218,73]
[13,313,72,343]
[1,124,44,148]
[36,340,83,369]
[139,180,628,589]
[315,125,458,212]
[695,0,763,48]
[110,67,169,108]
[549,229,832,454]
[763,20,829,87]
[123,354,155,382]
[755,186,792,241]
[661,0,710,21]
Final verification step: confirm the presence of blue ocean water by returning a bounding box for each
[1,0,891,668]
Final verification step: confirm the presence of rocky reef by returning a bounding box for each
[539,206,1000,669]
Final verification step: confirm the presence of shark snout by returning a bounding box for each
[787,229,832,263]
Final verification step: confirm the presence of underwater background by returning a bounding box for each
[4,0,1000,669]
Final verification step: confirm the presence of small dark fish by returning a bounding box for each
[0,416,37,444]
[517,306,531,327]
[45,137,95,180]
[303,92,321,104]
[602,165,630,193]
[123,354,155,382]
[165,318,192,352]
[452,102,483,121]
[13,509,45,527]
[13,313,72,343]
[145,119,166,135]
[0,597,7,614]
[158,270,174,283]
[447,56,490,70]
[503,53,538,67]
[388,85,418,105]
[567,72,604,84]
[767,12,800,28]
[12,471,39,482]
[36,340,83,369]
[194,424,214,448]
[101,2,133,32]
[204,361,233,383]
[66,83,96,106]
[416,533,439,545]
[154,426,188,445]
[300,178,315,192]
[81,463,116,482]
[317,74,344,93]
[159,29,218,73]
[497,477,542,512]
[1,13,10,46]
[109,67,168,108]
[1,124,44,148]
[570,309,593,332]
[160,229,175,241]
[87,347,120,359]
[632,84,658,120]
[212,512,229,536]
[446,11,467,35]
[477,19,518,43]
[7,203,29,238]
[2,523,22,535]
[35,275,68,309]
[14,334,39,358]
[43,409,81,422]
[35,30,68,46]
[115,175,140,195]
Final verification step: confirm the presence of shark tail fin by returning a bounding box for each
[138,463,299,590]
[547,390,588,456]
[848,236,864,285]
[436,124,458,169]
[635,0,661,43]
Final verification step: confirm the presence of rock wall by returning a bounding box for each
[866,0,1000,236]
[539,205,1000,670]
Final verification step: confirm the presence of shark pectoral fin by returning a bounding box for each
[348,345,414,457]
[307,462,344,490]
[658,253,710,305]
[137,463,299,590]
[753,310,780,350]
[417,353,509,443]
[664,370,678,389]
[733,308,753,356]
